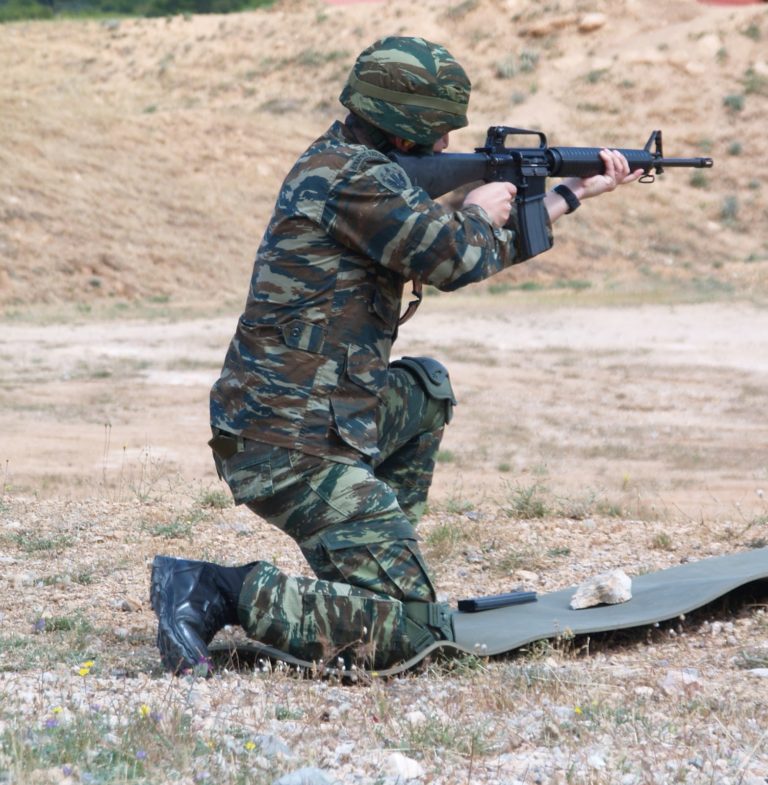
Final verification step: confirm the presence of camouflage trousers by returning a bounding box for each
[214,365,454,669]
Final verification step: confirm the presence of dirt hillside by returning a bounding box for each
[1,0,767,308]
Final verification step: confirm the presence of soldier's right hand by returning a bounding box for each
[462,181,517,228]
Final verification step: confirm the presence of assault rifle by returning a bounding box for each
[390,126,714,258]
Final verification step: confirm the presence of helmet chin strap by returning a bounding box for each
[344,113,394,153]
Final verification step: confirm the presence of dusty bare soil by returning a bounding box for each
[2,295,768,521]
[1,0,768,783]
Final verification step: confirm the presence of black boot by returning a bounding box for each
[150,555,256,676]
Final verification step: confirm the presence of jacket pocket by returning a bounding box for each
[329,345,387,458]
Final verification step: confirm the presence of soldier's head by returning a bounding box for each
[339,36,471,150]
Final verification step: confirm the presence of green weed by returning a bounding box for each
[196,487,231,510]
[743,67,768,96]
[651,531,674,551]
[11,531,74,554]
[444,0,479,19]
[720,195,739,223]
[504,482,551,519]
[689,171,709,189]
[741,21,761,41]
[586,68,608,84]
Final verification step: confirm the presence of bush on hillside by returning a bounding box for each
[0,0,273,21]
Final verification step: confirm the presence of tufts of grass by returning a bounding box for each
[723,93,745,113]
[720,195,740,224]
[10,531,74,554]
[196,487,231,510]
[689,171,709,189]
[443,0,479,19]
[423,518,471,561]
[741,21,761,41]
[586,68,609,84]
[503,482,551,519]
[743,67,768,96]
[400,714,492,759]
[651,531,674,551]
[144,506,206,540]
[495,49,539,79]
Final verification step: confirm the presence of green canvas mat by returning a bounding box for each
[211,547,768,677]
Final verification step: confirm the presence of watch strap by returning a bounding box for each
[553,184,581,214]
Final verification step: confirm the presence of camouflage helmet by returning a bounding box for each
[339,36,471,147]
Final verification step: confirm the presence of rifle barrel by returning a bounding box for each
[656,157,714,169]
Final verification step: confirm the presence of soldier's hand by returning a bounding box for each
[570,149,644,200]
[462,181,517,228]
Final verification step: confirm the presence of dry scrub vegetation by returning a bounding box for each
[2,0,768,783]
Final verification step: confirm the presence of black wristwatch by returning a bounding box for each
[553,184,581,214]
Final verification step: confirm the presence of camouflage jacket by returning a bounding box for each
[210,120,539,462]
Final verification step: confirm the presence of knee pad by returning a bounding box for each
[390,355,457,424]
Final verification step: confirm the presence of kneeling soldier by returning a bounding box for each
[151,35,640,674]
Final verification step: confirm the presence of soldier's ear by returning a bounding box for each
[391,136,417,152]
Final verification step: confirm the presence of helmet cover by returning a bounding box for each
[339,36,471,147]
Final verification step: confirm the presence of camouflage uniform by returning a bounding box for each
[208,37,541,668]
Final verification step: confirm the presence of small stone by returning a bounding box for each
[118,597,142,612]
[578,12,607,32]
[384,751,425,781]
[588,753,606,769]
[515,569,540,585]
[271,767,336,785]
[570,569,632,609]
[659,668,702,696]
[404,710,426,726]
[256,734,293,759]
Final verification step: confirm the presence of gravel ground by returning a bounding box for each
[1,492,767,785]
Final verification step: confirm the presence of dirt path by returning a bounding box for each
[2,298,766,522]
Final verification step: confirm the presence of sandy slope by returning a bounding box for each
[1,0,767,307]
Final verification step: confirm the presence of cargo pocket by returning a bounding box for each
[220,447,274,505]
[316,532,435,603]
[299,590,411,668]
